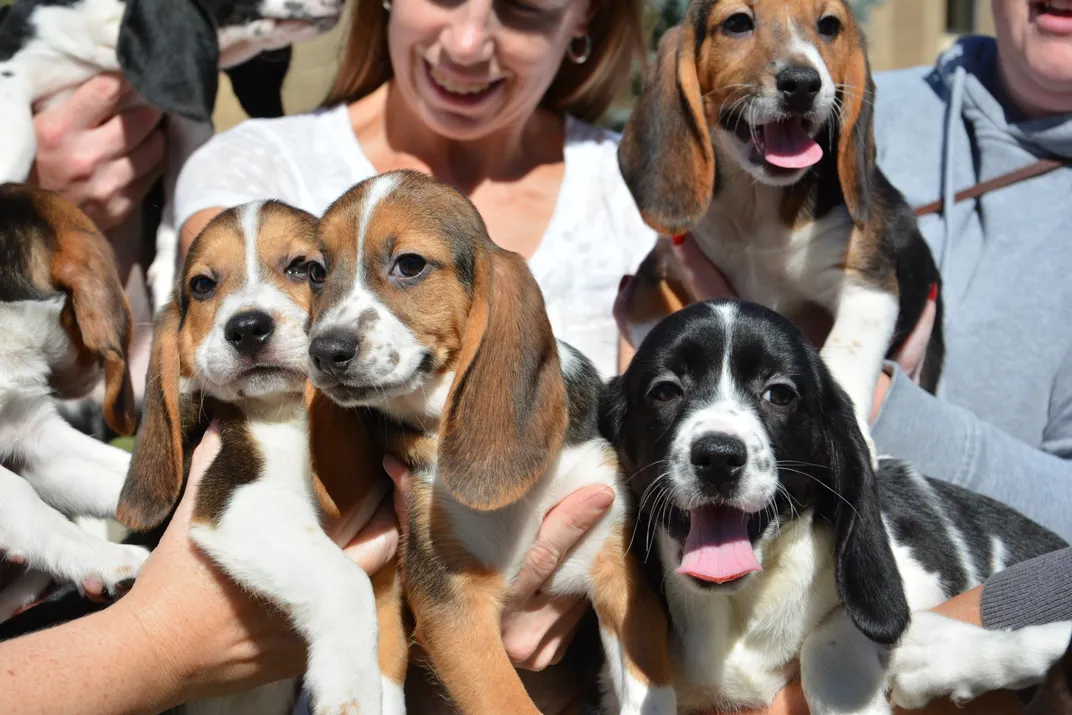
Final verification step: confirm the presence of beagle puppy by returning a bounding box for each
[0,0,344,314]
[114,200,406,715]
[616,0,945,464]
[600,299,1067,715]
[306,170,676,715]
[0,182,143,622]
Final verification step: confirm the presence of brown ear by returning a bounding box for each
[438,249,568,512]
[618,24,714,236]
[50,216,136,436]
[307,386,383,520]
[115,301,184,531]
[836,29,877,227]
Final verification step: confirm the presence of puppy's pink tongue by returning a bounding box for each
[763,118,823,169]
[676,505,761,584]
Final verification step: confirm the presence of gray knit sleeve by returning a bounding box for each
[981,547,1072,631]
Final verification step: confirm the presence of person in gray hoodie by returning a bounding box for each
[868,1,1072,635]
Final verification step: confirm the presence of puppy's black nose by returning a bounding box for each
[309,334,357,378]
[225,311,274,356]
[691,433,747,490]
[776,66,822,112]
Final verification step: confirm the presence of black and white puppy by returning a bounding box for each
[0,0,343,313]
[599,299,1069,714]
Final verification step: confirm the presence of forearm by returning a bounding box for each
[0,599,187,715]
[872,364,1072,541]
[981,547,1072,631]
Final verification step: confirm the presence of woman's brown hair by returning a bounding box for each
[322,0,646,124]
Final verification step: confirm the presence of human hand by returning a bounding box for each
[29,74,166,230]
[383,454,615,671]
[117,424,399,702]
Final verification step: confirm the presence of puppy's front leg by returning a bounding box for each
[18,409,132,518]
[0,464,148,603]
[819,278,899,468]
[801,609,892,715]
[590,534,677,715]
[190,474,385,715]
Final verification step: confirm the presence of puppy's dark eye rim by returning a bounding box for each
[817,14,842,36]
[188,274,217,298]
[722,11,755,34]
[762,383,798,405]
[308,260,327,284]
[648,379,684,402]
[391,253,429,279]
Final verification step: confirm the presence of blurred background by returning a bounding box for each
[210,0,997,131]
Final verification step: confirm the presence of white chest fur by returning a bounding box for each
[660,515,841,711]
[0,297,80,397]
[692,186,855,317]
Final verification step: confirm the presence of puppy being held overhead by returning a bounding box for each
[114,200,402,715]
[616,0,944,463]
[600,299,1069,715]
[0,182,142,621]
[307,169,675,715]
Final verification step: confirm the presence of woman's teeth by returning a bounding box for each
[429,66,494,95]
[1038,1,1072,14]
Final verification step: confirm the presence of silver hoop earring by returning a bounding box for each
[566,35,591,64]
[382,0,391,11]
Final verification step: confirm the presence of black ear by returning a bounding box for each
[820,371,909,645]
[117,0,219,122]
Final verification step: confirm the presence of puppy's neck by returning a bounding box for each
[0,297,89,395]
[378,371,455,435]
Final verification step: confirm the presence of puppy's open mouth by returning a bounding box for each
[317,353,435,406]
[668,503,765,587]
[721,113,824,170]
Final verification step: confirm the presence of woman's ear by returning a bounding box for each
[50,206,136,437]
[618,24,715,236]
[115,300,186,531]
[438,249,568,512]
[820,367,910,645]
[836,26,877,227]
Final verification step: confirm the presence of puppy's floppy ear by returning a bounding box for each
[820,370,909,645]
[439,248,568,512]
[836,27,877,227]
[116,300,185,531]
[117,0,219,122]
[618,25,715,236]
[49,206,136,436]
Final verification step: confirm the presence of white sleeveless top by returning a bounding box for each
[173,104,657,378]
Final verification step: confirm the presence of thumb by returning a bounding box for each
[382,454,411,533]
[49,74,132,130]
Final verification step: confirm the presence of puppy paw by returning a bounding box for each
[80,543,149,600]
[305,648,382,715]
[888,612,1011,709]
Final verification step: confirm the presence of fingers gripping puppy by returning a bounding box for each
[307,170,676,715]
[617,0,946,465]
[114,201,394,715]
[0,182,142,619]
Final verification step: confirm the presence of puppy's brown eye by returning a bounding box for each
[817,15,842,39]
[722,12,754,36]
[392,254,427,279]
[189,275,216,300]
[763,384,796,406]
[308,261,326,286]
[285,257,309,281]
[649,381,683,403]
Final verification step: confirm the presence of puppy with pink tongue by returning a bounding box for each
[676,505,763,585]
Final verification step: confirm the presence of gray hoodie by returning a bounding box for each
[871,35,1072,545]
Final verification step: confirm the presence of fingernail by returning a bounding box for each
[671,233,686,246]
[590,488,615,511]
[618,275,631,293]
[928,283,938,302]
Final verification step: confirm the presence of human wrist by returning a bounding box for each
[870,366,894,425]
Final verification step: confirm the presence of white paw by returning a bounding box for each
[305,647,382,715]
[81,543,150,598]
[888,612,1006,709]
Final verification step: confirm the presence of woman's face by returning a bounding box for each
[387,0,591,141]
[992,0,1072,115]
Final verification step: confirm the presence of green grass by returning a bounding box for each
[108,436,135,453]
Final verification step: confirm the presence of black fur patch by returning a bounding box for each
[558,340,603,447]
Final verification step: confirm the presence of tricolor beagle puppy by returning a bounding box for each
[600,300,1068,715]
[114,200,406,715]
[616,0,944,464]
[306,170,676,715]
[0,0,344,314]
[0,182,143,622]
